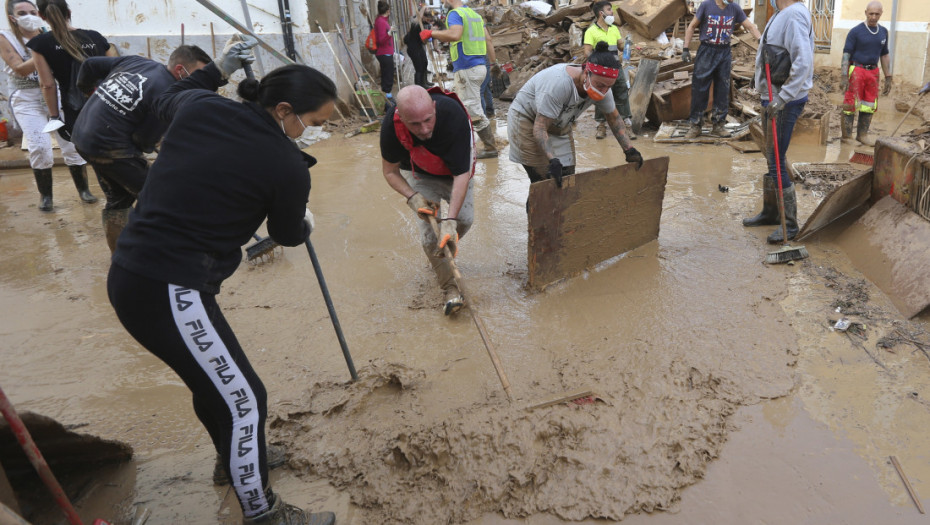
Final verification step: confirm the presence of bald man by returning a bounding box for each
[380,85,476,315]
[840,1,892,146]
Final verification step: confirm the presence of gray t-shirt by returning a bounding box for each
[510,63,615,134]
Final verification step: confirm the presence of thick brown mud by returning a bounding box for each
[1,102,928,524]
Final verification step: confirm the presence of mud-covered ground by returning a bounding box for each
[1,93,929,524]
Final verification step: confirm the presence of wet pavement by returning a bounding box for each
[1,103,928,524]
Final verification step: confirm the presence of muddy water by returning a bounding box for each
[1,108,927,524]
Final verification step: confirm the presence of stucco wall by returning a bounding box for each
[0,0,373,134]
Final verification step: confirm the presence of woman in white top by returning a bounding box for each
[0,0,95,212]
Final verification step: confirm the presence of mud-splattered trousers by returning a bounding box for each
[401,169,474,289]
[761,96,807,187]
[107,263,273,518]
[10,87,86,169]
[842,64,879,116]
[689,43,732,125]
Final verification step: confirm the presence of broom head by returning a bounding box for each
[765,243,810,264]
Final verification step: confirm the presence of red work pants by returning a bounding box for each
[843,65,879,115]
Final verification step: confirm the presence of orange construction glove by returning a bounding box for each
[406,192,438,220]
[419,29,433,41]
[438,218,458,257]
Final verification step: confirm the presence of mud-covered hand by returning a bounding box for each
[882,76,893,96]
[304,208,315,235]
[763,97,785,120]
[406,192,438,220]
[438,218,458,257]
[624,147,643,170]
[548,157,564,188]
[216,34,258,79]
[419,29,433,41]
[682,49,692,64]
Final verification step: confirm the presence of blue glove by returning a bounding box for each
[920,81,930,95]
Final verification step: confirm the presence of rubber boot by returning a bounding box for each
[242,492,335,525]
[102,208,130,253]
[595,122,607,140]
[856,112,875,146]
[767,185,799,244]
[213,444,287,486]
[683,122,702,139]
[476,126,498,159]
[68,164,98,203]
[742,176,780,227]
[841,113,857,144]
[33,168,53,212]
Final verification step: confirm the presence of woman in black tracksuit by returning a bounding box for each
[107,58,337,525]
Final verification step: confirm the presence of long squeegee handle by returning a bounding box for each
[305,238,358,381]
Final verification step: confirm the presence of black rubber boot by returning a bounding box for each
[102,208,130,253]
[33,168,53,212]
[243,492,335,525]
[841,113,856,144]
[476,126,498,159]
[68,164,98,203]
[856,112,875,146]
[767,185,799,244]
[742,176,780,227]
[213,444,287,486]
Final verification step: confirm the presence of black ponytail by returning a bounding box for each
[586,40,621,70]
[237,77,260,102]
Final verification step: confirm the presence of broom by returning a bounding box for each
[763,62,809,264]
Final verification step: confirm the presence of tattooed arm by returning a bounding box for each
[605,109,633,151]
[532,114,556,160]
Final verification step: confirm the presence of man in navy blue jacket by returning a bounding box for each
[71,45,211,252]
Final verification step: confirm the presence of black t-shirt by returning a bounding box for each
[26,29,110,124]
[380,94,471,176]
[71,56,177,158]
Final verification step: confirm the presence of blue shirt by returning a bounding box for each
[695,0,747,45]
[843,22,889,66]
[447,10,487,72]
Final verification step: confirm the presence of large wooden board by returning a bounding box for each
[629,58,660,134]
[796,168,872,241]
[527,157,670,290]
[617,0,688,39]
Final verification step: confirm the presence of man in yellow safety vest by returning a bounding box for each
[420,0,498,159]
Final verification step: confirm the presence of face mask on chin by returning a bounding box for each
[584,72,608,101]
[16,14,45,32]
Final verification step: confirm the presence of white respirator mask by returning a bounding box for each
[16,14,45,32]
[604,15,615,25]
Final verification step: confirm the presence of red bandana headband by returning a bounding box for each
[585,62,619,79]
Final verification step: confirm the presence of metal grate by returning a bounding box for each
[811,0,835,53]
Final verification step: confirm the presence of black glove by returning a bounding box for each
[682,49,692,64]
[624,147,643,170]
[548,157,563,188]
[763,97,785,120]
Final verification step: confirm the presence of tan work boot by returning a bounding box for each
[443,286,464,316]
[711,122,730,137]
[595,122,607,139]
[243,492,335,525]
[476,126,498,159]
[683,122,702,139]
[624,117,638,140]
[856,112,876,146]
[214,444,287,485]
[102,208,130,253]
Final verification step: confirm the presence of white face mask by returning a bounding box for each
[280,113,317,148]
[16,14,44,32]
[604,15,615,25]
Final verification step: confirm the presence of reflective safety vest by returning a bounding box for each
[392,87,475,176]
[449,7,486,62]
